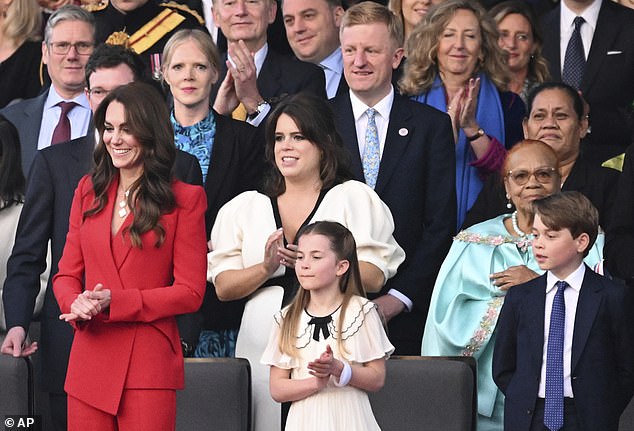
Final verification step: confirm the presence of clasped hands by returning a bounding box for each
[59,283,111,322]
[307,345,344,390]
[263,228,298,274]
[213,40,263,117]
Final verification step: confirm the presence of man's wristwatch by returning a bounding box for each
[247,100,268,120]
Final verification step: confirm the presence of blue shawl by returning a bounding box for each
[413,73,505,229]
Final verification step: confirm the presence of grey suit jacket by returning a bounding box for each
[1,91,48,175]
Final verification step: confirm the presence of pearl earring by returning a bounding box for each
[506,194,513,209]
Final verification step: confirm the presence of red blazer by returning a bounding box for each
[53,175,207,415]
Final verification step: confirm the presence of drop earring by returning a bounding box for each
[506,194,513,209]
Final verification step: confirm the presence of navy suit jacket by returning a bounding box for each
[2,133,201,393]
[330,92,456,352]
[493,268,634,431]
[541,1,634,152]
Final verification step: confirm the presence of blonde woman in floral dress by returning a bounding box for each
[421,140,604,431]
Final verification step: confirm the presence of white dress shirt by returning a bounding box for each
[559,0,602,73]
[350,87,393,160]
[538,263,586,398]
[37,85,91,150]
[349,87,413,310]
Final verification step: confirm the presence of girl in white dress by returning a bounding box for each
[262,221,394,431]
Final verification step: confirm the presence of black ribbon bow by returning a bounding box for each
[308,315,332,341]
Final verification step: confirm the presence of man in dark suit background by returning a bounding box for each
[541,0,634,159]
[331,2,456,355]
[0,5,96,176]
[210,0,326,126]
[0,44,201,431]
[282,0,348,99]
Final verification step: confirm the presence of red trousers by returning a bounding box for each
[67,389,176,431]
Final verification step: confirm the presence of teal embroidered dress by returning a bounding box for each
[422,214,603,431]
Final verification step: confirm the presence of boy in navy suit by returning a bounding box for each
[493,191,634,431]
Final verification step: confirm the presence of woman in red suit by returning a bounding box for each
[53,82,207,430]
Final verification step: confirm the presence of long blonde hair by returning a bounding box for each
[278,221,366,360]
[2,0,42,44]
[399,0,509,95]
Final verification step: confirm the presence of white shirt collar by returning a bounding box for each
[349,86,394,123]
[561,0,602,32]
[546,262,586,294]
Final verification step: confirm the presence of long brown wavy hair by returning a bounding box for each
[87,82,176,248]
[399,0,509,96]
[278,221,366,360]
[489,0,550,85]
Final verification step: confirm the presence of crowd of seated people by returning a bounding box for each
[1,0,634,430]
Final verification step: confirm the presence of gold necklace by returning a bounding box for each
[118,189,130,218]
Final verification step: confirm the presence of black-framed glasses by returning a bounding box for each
[506,167,557,185]
[48,41,94,55]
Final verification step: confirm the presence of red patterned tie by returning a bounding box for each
[51,101,78,145]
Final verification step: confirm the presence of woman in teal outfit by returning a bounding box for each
[422,140,604,431]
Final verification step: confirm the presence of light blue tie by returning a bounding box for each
[362,108,380,189]
[544,280,568,431]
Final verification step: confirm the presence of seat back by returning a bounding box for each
[621,397,634,431]
[369,356,477,431]
[0,350,34,417]
[176,358,251,431]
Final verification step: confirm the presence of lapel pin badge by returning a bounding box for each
[398,128,408,136]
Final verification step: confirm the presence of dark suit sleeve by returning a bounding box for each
[3,152,55,330]
[493,287,519,395]
[295,63,327,99]
[604,146,634,283]
[500,91,526,149]
[615,285,634,411]
[462,173,508,229]
[396,112,456,307]
[174,150,203,186]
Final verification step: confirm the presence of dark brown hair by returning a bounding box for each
[263,93,352,197]
[0,115,25,210]
[89,82,176,247]
[532,191,598,256]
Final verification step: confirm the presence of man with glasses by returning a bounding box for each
[0,5,95,177]
[1,43,201,431]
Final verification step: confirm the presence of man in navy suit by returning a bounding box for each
[210,0,325,126]
[493,192,634,431]
[540,0,634,159]
[331,2,456,355]
[0,5,96,176]
[0,44,201,431]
